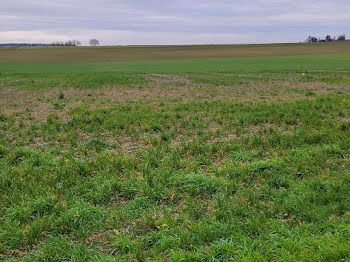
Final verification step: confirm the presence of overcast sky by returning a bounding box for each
[0,0,349,45]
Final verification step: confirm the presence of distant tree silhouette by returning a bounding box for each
[338,34,346,41]
[305,34,346,43]
[89,39,100,46]
[306,36,318,43]
[52,40,81,46]
[325,35,334,42]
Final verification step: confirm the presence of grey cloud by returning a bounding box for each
[0,0,348,45]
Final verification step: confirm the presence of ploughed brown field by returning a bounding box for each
[1,41,350,63]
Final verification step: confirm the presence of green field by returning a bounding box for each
[1,44,350,261]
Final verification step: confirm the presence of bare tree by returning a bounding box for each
[338,34,346,41]
[89,39,100,46]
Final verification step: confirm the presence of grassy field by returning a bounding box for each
[0,43,350,261]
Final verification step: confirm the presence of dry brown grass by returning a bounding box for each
[1,72,349,156]
[1,73,349,118]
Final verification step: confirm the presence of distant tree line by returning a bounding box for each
[49,39,100,46]
[52,40,82,46]
[0,39,101,47]
[306,34,346,43]
[0,43,55,47]
[52,39,100,46]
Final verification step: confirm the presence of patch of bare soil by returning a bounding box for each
[148,73,194,85]
[338,117,350,122]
